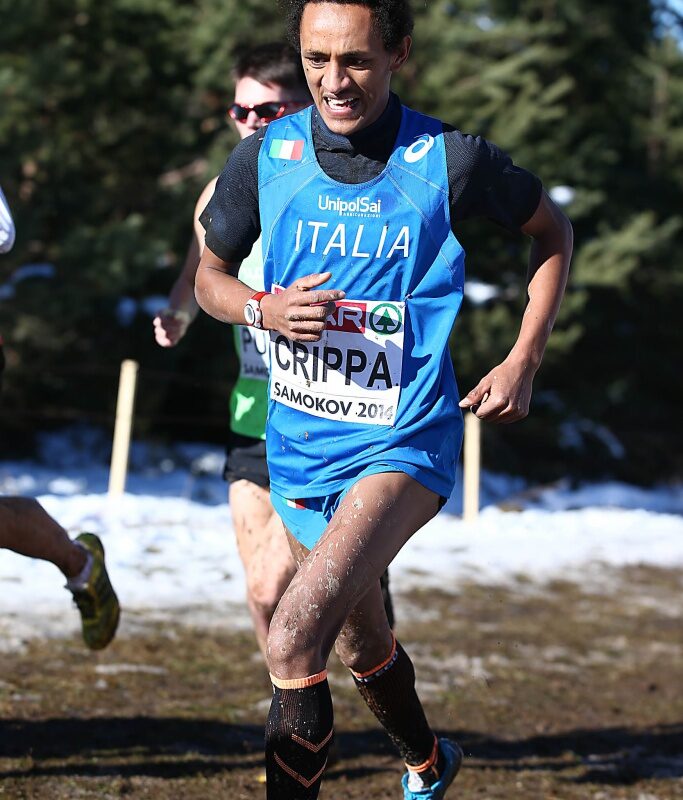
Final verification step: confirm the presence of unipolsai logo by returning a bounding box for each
[317,194,382,217]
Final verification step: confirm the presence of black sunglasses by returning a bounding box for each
[227,101,305,123]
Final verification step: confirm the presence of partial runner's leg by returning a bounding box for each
[265,472,440,799]
[0,497,119,649]
[335,589,441,772]
[0,497,87,579]
[380,567,395,629]
[230,479,296,657]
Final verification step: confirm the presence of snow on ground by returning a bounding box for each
[1,431,682,643]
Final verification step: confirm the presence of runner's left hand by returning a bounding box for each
[459,356,536,423]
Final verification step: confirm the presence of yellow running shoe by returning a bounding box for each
[68,533,120,650]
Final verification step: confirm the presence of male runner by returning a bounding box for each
[154,44,312,654]
[0,183,120,650]
[155,42,394,656]
[196,2,573,797]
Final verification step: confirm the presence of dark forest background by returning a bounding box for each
[1,0,681,482]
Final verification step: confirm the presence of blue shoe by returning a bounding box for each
[401,739,463,799]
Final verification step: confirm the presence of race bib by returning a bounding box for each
[238,326,270,381]
[269,299,405,426]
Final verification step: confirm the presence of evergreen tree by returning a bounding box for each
[396,0,683,480]
[0,0,680,479]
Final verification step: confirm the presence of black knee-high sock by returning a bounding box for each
[351,636,441,777]
[265,670,334,800]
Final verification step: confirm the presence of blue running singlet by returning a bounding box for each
[258,105,465,501]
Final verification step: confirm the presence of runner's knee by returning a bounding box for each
[0,496,41,524]
[334,636,365,671]
[244,557,293,613]
[266,624,322,678]
[266,603,327,678]
[246,581,282,623]
[335,625,393,673]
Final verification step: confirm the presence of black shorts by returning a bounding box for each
[224,432,269,488]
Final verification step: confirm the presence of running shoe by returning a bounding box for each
[401,739,463,800]
[68,533,120,650]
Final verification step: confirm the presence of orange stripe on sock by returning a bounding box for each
[274,753,327,788]
[270,670,328,690]
[406,736,439,773]
[291,727,334,753]
[350,633,397,679]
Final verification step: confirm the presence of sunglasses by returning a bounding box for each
[227,101,305,123]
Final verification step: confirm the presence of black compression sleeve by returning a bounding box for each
[444,128,542,231]
[201,130,263,262]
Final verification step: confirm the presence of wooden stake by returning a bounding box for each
[463,411,481,521]
[108,359,139,497]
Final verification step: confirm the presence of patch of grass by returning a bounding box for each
[1,565,682,798]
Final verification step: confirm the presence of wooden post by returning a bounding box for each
[108,359,139,497]
[463,412,481,521]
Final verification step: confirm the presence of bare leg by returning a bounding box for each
[229,479,296,657]
[267,472,438,678]
[0,497,87,579]
[264,473,440,799]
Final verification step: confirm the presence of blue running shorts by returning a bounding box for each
[270,463,446,550]
[270,489,345,551]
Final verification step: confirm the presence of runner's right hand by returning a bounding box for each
[262,272,345,342]
[153,309,192,347]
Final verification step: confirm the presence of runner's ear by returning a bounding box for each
[389,36,412,73]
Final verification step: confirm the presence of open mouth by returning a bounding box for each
[323,96,360,115]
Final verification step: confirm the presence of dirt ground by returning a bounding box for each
[1,564,682,799]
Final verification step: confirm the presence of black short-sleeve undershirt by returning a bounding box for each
[201,93,542,263]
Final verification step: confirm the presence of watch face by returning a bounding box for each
[244,303,256,325]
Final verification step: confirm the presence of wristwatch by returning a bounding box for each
[244,291,269,329]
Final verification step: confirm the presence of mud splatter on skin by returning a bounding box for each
[272,535,375,660]
[325,558,340,596]
[269,475,432,677]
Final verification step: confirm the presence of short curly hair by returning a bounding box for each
[281,0,414,53]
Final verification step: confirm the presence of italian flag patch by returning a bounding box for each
[286,498,307,510]
[269,139,305,161]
